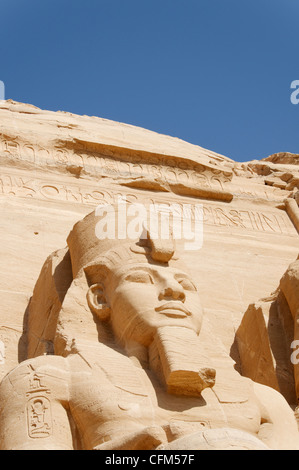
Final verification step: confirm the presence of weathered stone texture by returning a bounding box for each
[0,100,299,449]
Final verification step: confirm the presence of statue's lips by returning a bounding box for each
[155,302,191,318]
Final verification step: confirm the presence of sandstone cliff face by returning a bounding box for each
[0,99,298,369]
[0,100,299,449]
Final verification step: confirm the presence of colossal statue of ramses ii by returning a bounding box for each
[0,204,299,450]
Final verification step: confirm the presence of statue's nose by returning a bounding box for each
[158,278,186,302]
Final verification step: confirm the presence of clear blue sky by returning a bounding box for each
[0,0,298,162]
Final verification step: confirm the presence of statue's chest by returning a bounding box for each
[70,363,261,447]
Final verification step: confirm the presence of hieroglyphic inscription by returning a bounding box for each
[231,185,291,202]
[0,135,291,203]
[202,206,294,235]
[27,396,52,438]
[26,365,52,438]
[0,170,296,236]
[0,134,232,189]
[0,171,140,205]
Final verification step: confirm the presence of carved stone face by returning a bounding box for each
[105,261,203,347]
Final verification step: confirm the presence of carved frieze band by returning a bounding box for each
[0,134,232,189]
[0,134,292,205]
[0,169,295,236]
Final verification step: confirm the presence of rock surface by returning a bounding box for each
[0,100,299,449]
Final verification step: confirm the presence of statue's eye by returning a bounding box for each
[177,277,197,291]
[125,271,154,284]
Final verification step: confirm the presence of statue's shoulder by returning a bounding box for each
[2,354,69,376]
[0,355,74,450]
[0,355,70,402]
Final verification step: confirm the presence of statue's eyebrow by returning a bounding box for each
[122,265,156,275]
[120,266,194,283]
[173,273,198,291]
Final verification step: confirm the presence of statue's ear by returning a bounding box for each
[87,283,111,321]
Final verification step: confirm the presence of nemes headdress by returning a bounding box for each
[67,203,177,282]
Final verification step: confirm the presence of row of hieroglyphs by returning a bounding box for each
[0,171,296,236]
[0,134,232,189]
[0,135,290,202]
